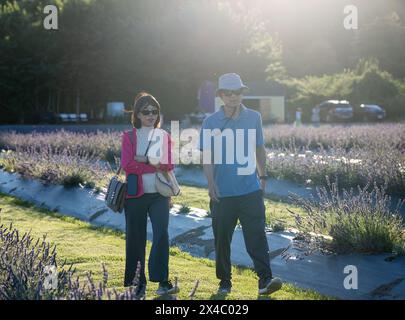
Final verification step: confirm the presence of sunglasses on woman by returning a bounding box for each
[140,109,159,116]
[222,89,244,97]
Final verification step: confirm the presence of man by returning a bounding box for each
[199,73,282,295]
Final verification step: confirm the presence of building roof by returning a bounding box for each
[244,81,286,97]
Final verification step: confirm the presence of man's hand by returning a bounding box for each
[260,178,266,193]
[202,157,219,202]
[256,145,267,194]
[208,182,220,202]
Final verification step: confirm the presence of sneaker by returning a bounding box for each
[156,280,180,295]
[135,283,146,299]
[217,279,232,294]
[258,277,282,295]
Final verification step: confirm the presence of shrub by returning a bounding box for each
[0,130,122,163]
[64,263,144,301]
[287,178,405,255]
[266,141,405,198]
[0,223,146,300]
[0,146,112,190]
[268,221,285,233]
[178,203,191,215]
[0,223,74,300]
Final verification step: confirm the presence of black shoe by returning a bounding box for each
[156,280,180,295]
[135,283,146,299]
[258,277,282,295]
[217,279,232,294]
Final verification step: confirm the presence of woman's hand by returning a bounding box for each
[148,156,161,168]
[134,155,162,169]
[134,155,148,163]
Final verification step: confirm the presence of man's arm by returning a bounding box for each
[202,150,219,202]
[256,145,267,177]
[255,113,267,191]
[199,119,219,202]
[256,146,267,192]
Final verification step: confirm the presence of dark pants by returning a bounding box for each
[210,190,272,281]
[124,193,170,287]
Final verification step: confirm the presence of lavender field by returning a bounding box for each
[263,123,405,150]
[264,123,405,197]
[0,123,404,198]
[0,124,405,256]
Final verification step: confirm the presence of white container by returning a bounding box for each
[106,102,125,117]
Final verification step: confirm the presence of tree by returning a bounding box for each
[352,12,405,79]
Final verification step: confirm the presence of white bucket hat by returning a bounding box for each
[217,73,248,94]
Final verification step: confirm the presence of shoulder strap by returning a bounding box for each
[128,129,134,145]
[129,128,154,156]
[116,128,154,176]
[143,129,155,156]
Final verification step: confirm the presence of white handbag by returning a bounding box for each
[155,170,181,197]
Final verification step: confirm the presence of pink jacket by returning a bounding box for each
[121,128,174,199]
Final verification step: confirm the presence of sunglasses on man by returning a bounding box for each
[140,109,159,116]
[221,89,244,97]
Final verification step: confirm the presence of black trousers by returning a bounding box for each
[124,193,170,287]
[210,190,272,281]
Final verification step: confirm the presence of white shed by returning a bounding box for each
[214,81,286,123]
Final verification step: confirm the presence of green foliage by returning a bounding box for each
[284,58,405,120]
[178,203,191,215]
[290,179,405,255]
[0,0,264,121]
[353,11,405,79]
[268,221,285,233]
[3,0,404,122]
[248,32,287,82]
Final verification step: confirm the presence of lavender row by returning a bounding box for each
[263,123,405,151]
[266,145,405,198]
[0,223,146,300]
[0,124,404,197]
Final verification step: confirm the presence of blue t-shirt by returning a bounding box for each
[198,104,264,198]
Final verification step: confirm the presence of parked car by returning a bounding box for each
[57,113,89,123]
[79,113,88,122]
[353,104,386,122]
[313,100,354,122]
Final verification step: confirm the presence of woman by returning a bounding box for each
[121,92,177,298]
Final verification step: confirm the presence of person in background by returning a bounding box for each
[294,107,302,127]
[311,107,320,127]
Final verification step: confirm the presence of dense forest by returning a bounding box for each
[1,0,404,123]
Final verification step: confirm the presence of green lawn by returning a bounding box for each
[0,192,330,300]
[175,184,307,230]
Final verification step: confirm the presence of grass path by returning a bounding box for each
[0,192,330,300]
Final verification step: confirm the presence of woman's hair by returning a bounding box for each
[130,91,161,128]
